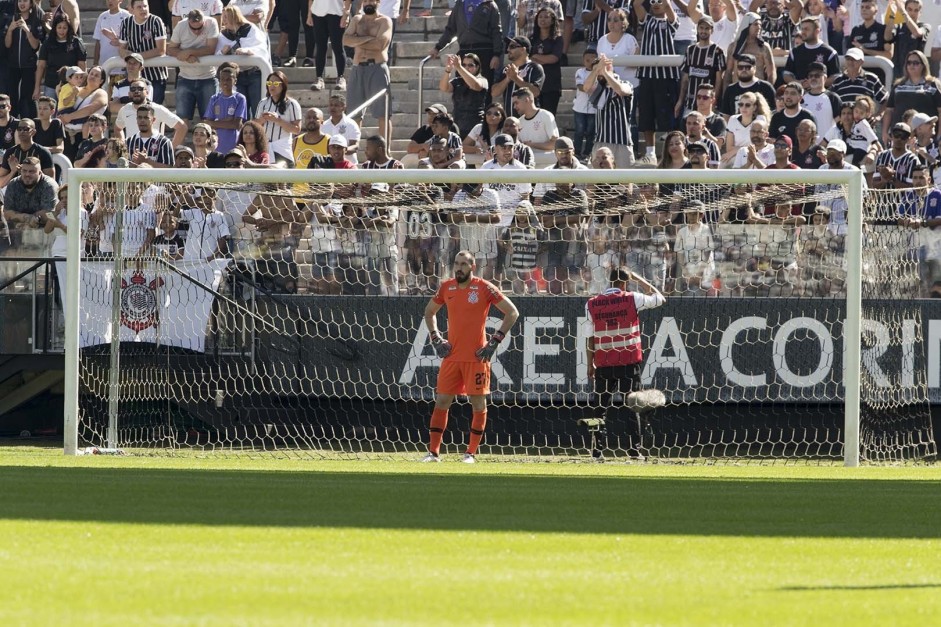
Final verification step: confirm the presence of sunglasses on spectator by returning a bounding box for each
[738,102,754,108]
[129,86,145,92]
[774,142,790,148]
[892,131,911,138]
[507,43,522,49]
[650,0,663,4]
[266,80,282,86]
[907,59,923,66]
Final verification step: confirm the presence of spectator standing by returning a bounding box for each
[846,0,890,78]
[693,82,726,147]
[322,93,361,163]
[518,0,563,38]
[127,104,175,167]
[110,53,151,114]
[910,111,940,182]
[726,12,775,86]
[492,36,545,114]
[431,0,503,88]
[57,65,109,158]
[307,0,349,91]
[585,52,634,168]
[0,93,18,153]
[822,101,878,165]
[513,86,559,152]
[4,0,45,118]
[203,64,248,153]
[0,117,53,187]
[500,116,537,166]
[594,8,637,92]
[706,0,738,53]
[830,47,888,109]
[93,0,130,80]
[34,13,83,100]
[769,81,816,146]
[634,0,679,165]
[115,77,187,144]
[439,53,489,140]
[884,0,929,75]
[573,49,598,161]
[32,95,63,154]
[758,0,801,58]
[171,0,223,29]
[167,8,219,123]
[530,8,564,115]
[228,0,272,28]
[255,70,302,166]
[581,0,625,46]
[2,156,57,247]
[675,15,726,117]
[719,52,776,116]
[801,62,842,137]
[782,17,841,88]
[343,0,394,142]
[722,90,770,165]
[217,4,269,116]
[105,0,169,104]
[873,121,919,188]
[882,50,941,143]
[272,0,311,67]
[817,139,864,233]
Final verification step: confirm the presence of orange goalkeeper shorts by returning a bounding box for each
[437,360,491,396]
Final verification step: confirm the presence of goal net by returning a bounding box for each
[61,167,936,464]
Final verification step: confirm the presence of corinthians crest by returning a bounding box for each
[121,271,165,332]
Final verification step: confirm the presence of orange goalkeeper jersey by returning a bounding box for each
[433,277,504,362]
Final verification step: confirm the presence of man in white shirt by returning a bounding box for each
[92,0,131,76]
[167,9,220,123]
[171,0,224,28]
[733,119,776,169]
[533,137,588,202]
[229,0,273,28]
[321,93,362,164]
[114,78,188,146]
[481,134,532,227]
[512,87,560,153]
[816,138,866,235]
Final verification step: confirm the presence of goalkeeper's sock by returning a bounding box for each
[428,408,449,456]
[466,410,488,455]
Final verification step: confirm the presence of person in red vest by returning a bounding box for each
[584,266,666,460]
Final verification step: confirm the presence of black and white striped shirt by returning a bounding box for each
[580,0,626,43]
[121,15,168,83]
[830,71,889,107]
[506,227,540,270]
[680,43,726,109]
[760,9,796,53]
[126,133,174,166]
[637,17,679,80]
[873,149,919,186]
[595,83,633,145]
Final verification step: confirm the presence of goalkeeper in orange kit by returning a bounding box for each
[421,250,520,463]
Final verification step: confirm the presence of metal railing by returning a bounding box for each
[417,37,457,126]
[348,87,393,147]
[0,257,64,355]
[102,54,272,105]
[416,52,897,124]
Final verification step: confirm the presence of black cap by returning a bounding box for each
[736,53,757,66]
[508,36,531,52]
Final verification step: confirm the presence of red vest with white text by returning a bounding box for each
[587,290,642,367]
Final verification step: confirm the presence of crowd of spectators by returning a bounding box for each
[0,0,940,300]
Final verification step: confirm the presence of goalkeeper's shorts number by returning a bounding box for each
[437,360,491,396]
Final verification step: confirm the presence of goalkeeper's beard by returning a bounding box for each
[454,269,472,284]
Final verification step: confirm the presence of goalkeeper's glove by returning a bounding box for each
[475,330,506,362]
[430,331,452,359]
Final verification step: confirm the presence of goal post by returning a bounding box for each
[62,165,922,465]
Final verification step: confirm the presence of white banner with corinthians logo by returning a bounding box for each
[56,259,229,351]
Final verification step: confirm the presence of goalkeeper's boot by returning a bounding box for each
[461,453,477,464]
[420,452,441,463]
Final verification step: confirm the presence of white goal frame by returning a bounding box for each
[62,167,866,466]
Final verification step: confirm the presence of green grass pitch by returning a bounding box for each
[1,447,939,626]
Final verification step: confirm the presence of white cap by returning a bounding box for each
[910,112,939,131]
[844,48,865,61]
[826,139,847,153]
[328,134,348,148]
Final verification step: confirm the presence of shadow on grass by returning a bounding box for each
[1,466,938,538]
